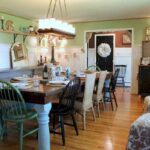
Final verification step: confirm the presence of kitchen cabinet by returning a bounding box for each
[138,65,150,96]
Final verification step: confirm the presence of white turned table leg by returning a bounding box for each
[27,103,52,150]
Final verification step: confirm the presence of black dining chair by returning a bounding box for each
[103,68,120,110]
[114,65,127,87]
[50,77,80,145]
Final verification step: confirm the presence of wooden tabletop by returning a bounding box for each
[20,83,65,104]
[15,72,112,105]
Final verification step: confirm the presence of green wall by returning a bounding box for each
[69,18,150,46]
[0,11,150,47]
[0,12,36,43]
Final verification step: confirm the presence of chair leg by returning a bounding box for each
[122,78,125,88]
[60,116,65,146]
[83,111,86,130]
[97,103,100,117]
[110,92,114,111]
[0,121,6,140]
[112,91,118,107]
[91,106,96,121]
[102,100,106,111]
[71,114,78,136]
[19,123,23,150]
[53,113,56,129]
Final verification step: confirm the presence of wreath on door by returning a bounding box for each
[97,43,111,58]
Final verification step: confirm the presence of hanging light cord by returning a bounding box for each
[59,0,63,19]
[46,0,68,19]
[46,0,57,18]
[52,0,57,18]
[46,0,52,18]
[64,0,68,16]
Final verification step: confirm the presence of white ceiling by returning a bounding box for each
[0,0,150,23]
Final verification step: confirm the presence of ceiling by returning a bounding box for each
[0,0,150,23]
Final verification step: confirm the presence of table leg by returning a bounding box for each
[27,103,52,150]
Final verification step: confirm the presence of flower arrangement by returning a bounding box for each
[97,43,111,58]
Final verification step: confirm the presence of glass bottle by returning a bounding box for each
[43,64,48,80]
[65,67,71,79]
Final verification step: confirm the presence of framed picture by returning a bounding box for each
[145,27,150,40]
[122,33,131,44]
[11,42,26,62]
[10,42,28,68]
[13,43,25,61]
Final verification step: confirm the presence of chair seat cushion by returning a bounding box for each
[74,100,83,112]
[51,104,73,115]
[93,94,97,103]
[93,94,103,103]
[76,92,84,100]
[3,109,38,122]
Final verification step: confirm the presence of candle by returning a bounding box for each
[1,16,4,20]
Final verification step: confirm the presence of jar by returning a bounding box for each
[33,75,39,87]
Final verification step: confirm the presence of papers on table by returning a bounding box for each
[48,80,69,85]
[11,82,32,89]
[76,73,86,78]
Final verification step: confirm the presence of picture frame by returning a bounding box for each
[11,42,26,61]
[10,42,28,68]
[122,33,131,44]
[13,43,25,61]
[145,27,150,41]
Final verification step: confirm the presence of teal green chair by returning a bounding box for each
[87,65,101,71]
[0,80,38,150]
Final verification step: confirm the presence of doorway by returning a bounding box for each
[86,29,132,87]
[95,34,115,72]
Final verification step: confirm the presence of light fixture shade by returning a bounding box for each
[38,0,75,39]
[38,18,76,39]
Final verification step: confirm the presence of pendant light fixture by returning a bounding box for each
[38,0,75,39]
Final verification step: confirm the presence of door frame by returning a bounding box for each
[84,28,133,89]
[95,33,115,72]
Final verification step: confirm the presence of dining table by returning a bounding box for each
[0,77,66,150]
[0,71,112,150]
[21,82,66,150]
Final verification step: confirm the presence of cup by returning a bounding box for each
[33,75,39,87]
[22,74,28,83]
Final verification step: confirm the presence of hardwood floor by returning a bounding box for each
[0,87,143,150]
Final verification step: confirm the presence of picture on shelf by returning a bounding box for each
[122,33,131,44]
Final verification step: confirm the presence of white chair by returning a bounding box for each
[93,71,108,117]
[74,73,96,130]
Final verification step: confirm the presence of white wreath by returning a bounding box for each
[98,43,111,58]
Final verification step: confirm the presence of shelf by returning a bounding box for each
[0,29,39,42]
[0,65,43,73]
[0,29,38,36]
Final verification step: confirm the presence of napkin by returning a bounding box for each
[76,73,86,78]
[12,76,33,83]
